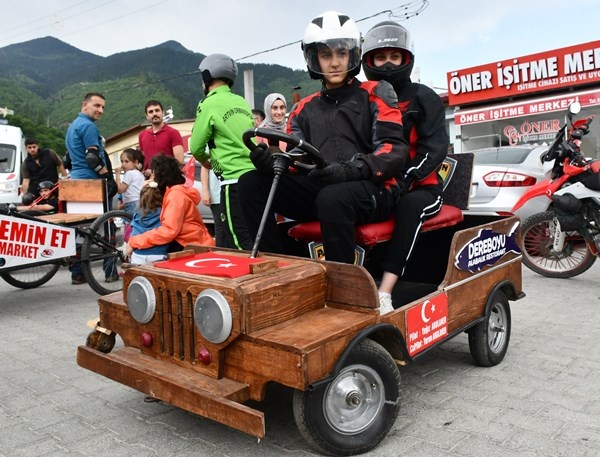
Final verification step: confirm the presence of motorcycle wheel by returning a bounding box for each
[521,211,596,278]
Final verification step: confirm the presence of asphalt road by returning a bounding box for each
[1,260,599,457]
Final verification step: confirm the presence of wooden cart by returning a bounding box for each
[77,213,523,455]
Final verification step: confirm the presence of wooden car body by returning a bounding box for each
[77,214,523,448]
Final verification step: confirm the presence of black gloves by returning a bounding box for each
[250,143,273,174]
[308,160,367,184]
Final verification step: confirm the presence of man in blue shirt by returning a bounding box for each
[65,92,118,284]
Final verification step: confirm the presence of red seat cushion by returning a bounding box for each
[288,204,464,247]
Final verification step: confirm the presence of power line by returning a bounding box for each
[0,0,94,36]
[0,0,116,45]
[236,1,429,62]
[58,0,168,40]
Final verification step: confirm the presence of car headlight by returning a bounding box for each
[194,289,232,344]
[0,180,17,192]
[126,276,156,324]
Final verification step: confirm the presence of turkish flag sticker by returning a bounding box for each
[405,293,449,357]
[155,253,266,278]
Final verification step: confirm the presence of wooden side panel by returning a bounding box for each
[224,308,375,397]
[440,216,522,288]
[323,262,379,309]
[59,179,105,202]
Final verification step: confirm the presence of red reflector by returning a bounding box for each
[483,171,536,187]
[140,332,153,347]
[197,347,212,365]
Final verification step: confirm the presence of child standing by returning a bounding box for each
[129,182,167,265]
[115,148,144,214]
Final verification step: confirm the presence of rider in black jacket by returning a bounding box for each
[361,21,449,312]
[239,11,408,265]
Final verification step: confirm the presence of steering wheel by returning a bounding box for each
[242,128,326,169]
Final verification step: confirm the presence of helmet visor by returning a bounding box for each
[304,38,361,77]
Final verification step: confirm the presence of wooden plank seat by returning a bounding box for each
[288,204,464,247]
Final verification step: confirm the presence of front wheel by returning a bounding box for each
[0,262,61,289]
[81,210,132,295]
[468,290,511,367]
[521,211,596,278]
[293,339,401,456]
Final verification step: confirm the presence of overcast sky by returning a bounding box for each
[1,0,599,90]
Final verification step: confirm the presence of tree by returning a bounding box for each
[6,114,66,156]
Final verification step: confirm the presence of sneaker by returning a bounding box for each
[71,275,86,285]
[105,274,120,283]
[378,293,394,314]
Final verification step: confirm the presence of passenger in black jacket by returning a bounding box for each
[362,21,449,313]
[239,11,408,265]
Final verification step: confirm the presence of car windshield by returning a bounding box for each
[0,144,16,173]
[472,147,533,165]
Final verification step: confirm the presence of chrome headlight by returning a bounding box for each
[126,276,156,324]
[194,289,232,344]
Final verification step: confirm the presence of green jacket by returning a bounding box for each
[189,85,255,181]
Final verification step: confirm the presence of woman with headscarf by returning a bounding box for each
[259,93,287,131]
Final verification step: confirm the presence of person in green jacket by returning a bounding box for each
[189,53,255,250]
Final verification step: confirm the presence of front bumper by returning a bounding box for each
[77,345,265,438]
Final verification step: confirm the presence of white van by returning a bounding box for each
[0,123,26,204]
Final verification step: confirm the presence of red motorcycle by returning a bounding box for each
[512,102,600,278]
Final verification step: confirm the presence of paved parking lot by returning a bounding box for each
[1,262,599,457]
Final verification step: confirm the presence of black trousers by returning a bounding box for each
[221,183,253,250]
[381,186,443,277]
[238,170,395,264]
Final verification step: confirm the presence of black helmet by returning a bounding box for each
[38,181,54,190]
[301,11,362,80]
[362,21,415,86]
[199,53,238,94]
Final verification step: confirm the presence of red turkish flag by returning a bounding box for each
[182,158,195,187]
[155,253,266,278]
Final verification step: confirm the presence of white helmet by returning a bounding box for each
[302,11,362,80]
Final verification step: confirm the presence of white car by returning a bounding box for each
[465,145,552,220]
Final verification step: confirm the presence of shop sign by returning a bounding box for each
[0,214,76,269]
[447,40,600,106]
[454,88,600,125]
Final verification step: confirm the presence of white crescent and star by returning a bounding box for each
[184,257,239,269]
[421,300,436,323]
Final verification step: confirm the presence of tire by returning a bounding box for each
[86,330,116,353]
[468,290,511,367]
[521,211,596,278]
[293,339,401,456]
[81,210,132,295]
[0,262,61,289]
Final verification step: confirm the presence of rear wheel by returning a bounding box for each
[1,262,61,289]
[468,290,511,367]
[293,339,400,456]
[0,210,61,289]
[521,211,595,278]
[81,210,132,295]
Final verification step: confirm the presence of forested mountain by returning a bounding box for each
[0,37,320,139]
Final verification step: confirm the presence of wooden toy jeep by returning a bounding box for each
[77,213,523,456]
[77,128,523,455]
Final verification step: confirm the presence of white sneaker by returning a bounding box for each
[378,293,394,314]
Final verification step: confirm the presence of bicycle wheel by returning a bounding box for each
[1,262,61,289]
[81,210,132,295]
